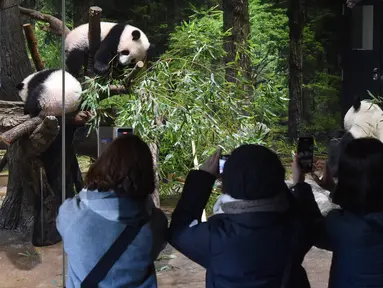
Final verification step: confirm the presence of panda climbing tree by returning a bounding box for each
[0,5,153,246]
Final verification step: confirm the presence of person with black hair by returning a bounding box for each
[168,144,322,288]
[314,137,383,288]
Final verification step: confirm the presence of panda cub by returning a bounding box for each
[16,69,83,118]
[65,22,152,77]
[343,97,383,141]
[327,98,383,177]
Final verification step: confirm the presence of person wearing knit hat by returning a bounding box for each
[168,144,322,288]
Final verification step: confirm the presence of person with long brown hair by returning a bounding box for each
[56,134,167,288]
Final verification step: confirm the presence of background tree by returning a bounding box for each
[0,0,33,101]
[222,0,251,83]
[287,0,305,140]
[73,0,90,27]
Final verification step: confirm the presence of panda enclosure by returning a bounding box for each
[0,1,153,246]
[0,0,350,247]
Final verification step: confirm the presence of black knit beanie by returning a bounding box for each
[222,144,287,200]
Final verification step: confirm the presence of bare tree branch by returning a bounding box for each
[0,117,43,145]
[23,23,45,71]
[19,6,70,36]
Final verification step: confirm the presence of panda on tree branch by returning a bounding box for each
[65,22,154,78]
[16,69,83,119]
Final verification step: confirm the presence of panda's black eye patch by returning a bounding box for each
[121,50,130,55]
[131,58,136,63]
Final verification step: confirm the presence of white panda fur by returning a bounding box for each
[16,69,82,117]
[328,98,383,178]
[343,98,383,142]
[65,22,151,77]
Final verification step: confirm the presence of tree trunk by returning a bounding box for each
[0,0,33,101]
[73,0,90,27]
[222,0,251,83]
[149,143,160,208]
[0,108,85,246]
[287,0,305,140]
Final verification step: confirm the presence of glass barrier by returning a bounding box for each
[0,0,70,286]
[0,1,348,287]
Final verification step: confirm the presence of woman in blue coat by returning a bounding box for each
[314,138,383,288]
[56,134,167,288]
[168,144,321,288]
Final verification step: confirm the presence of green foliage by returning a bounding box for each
[81,6,287,195]
[34,23,63,69]
[249,0,289,83]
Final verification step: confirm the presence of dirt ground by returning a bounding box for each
[0,197,332,288]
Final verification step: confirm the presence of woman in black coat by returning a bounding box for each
[168,144,322,288]
[314,138,383,288]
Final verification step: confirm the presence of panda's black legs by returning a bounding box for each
[24,89,43,117]
[66,48,86,78]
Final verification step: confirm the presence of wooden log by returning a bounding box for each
[86,6,102,77]
[29,116,59,156]
[0,117,42,145]
[19,6,70,36]
[23,23,45,71]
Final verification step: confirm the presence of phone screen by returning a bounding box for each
[297,137,314,173]
[219,155,230,174]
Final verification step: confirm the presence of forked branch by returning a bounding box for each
[19,6,70,36]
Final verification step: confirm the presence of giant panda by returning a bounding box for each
[16,69,83,118]
[327,97,383,177]
[65,22,152,77]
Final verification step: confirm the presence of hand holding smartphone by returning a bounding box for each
[297,136,314,173]
[219,155,230,175]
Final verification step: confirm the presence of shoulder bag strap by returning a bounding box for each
[81,217,148,288]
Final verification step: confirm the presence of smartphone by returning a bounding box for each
[219,155,230,174]
[297,136,314,173]
[116,128,133,137]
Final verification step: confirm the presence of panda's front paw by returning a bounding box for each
[93,62,110,76]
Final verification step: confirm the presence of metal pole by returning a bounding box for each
[61,0,66,285]
[40,167,43,244]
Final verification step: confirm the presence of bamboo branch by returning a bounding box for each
[0,117,42,145]
[108,61,145,95]
[19,6,70,36]
[23,24,45,71]
[87,6,102,77]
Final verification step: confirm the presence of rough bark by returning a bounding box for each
[0,108,90,246]
[19,6,70,37]
[287,0,305,140]
[222,0,251,83]
[149,143,160,208]
[0,0,33,101]
[87,6,102,78]
[0,117,59,241]
[23,23,44,71]
[19,0,36,23]
[0,117,42,145]
[73,0,90,27]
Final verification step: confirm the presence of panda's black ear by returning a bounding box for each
[132,30,141,41]
[16,83,24,90]
[353,96,361,111]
